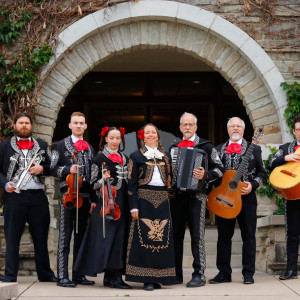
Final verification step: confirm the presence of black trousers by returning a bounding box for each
[170,192,206,281]
[216,192,257,276]
[285,199,300,271]
[57,195,90,280]
[3,189,54,282]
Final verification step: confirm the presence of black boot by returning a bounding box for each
[103,270,113,287]
[110,271,131,289]
[279,270,298,280]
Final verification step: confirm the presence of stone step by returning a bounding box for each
[183,254,243,269]
[0,282,18,300]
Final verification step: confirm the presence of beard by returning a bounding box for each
[14,127,32,138]
[184,131,192,139]
[231,133,241,141]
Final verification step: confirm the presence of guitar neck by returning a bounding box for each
[232,143,256,182]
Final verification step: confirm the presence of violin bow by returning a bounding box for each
[101,162,106,238]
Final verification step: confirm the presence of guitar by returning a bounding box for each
[207,127,264,219]
[269,146,300,200]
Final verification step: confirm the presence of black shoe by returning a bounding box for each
[0,274,4,281]
[144,283,154,291]
[57,278,77,287]
[72,276,95,285]
[186,276,205,288]
[209,273,232,284]
[103,272,112,287]
[110,277,132,289]
[279,270,298,280]
[39,276,58,282]
[153,283,161,289]
[243,275,254,284]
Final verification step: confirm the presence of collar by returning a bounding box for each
[16,136,32,141]
[71,135,83,143]
[229,138,243,145]
[182,134,196,142]
[145,145,157,151]
[105,145,118,154]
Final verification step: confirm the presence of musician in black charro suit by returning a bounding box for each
[0,112,56,283]
[209,117,266,285]
[268,115,300,280]
[51,112,96,288]
[170,112,224,288]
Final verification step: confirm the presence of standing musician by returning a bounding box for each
[268,115,300,280]
[209,117,266,285]
[50,112,96,287]
[0,112,56,283]
[170,112,224,287]
[74,126,131,289]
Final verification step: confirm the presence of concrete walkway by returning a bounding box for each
[12,269,300,300]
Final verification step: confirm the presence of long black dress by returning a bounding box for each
[74,146,129,276]
[125,147,176,285]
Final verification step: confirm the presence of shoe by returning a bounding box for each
[103,272,112,287]
[0,274,4,281]
[279,270,298,280]
[243,275,254,284]
[153,283,161,289]
[209,273,232,284]
[110,277,132,289]
[144,283,154,291]
[57,278,77,287]
[175,279,183,284]
[186,276,205,288]
[39,276,58,282]
[72,276,95,285]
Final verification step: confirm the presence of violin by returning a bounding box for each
[100,162,120,221]
[63,150,83,210]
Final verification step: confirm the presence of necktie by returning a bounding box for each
[177,140,195,148]
[226,143,242,154]
[17,139,34,150]
[108,153,123,166]
[74,140,89,151]
[143,149,164,160]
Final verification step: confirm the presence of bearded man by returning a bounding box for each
[0,112,56,283]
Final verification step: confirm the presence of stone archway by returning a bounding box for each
[34,0,290,146]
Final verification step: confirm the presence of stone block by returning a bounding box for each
[148,21,159,49]
[233,69,256,91]
[214,46,232,71]
[207,40,226,65]
[243,86,270,104]
[55,62,78,83]
[58,13,99,48]
[76,43,96,69]
[176,24,190,52]
[40,85,63,105]
[65,50,90,76]
[167,22,179,48]
[210,15,249,50]
[190,30,207,57]
[60,56,82,79]
[260,133,282,144]
[119,24,132,51]
[110,26,125,53]
[91,33,112,61]
[35,115,55,127]
[82,39,101,64]
[130,22,141,49]
[177,3,216,32]
[253,114,279,127]
[35,105,57,120]
[246,96,272,111]
[183,27,198,53]
[0,282,18,300]
[140,22,149,50]
[250,104,277,120]
[263,124,281,135]
[33,124,53,137]
[239,78,264,98]
[43,76,68,97]
[220,51,240,74]
[158,22,168,48]
[50,69,73,92]
[199,34,216,60]
[226,57,248,81]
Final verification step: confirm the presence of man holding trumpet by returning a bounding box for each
[0,112,56,283]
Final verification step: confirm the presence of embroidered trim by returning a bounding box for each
[268,149,283,168]
[126,264,176,278]
[138,189,168,208]
[138,164,154,186]
[128,159,133,180]
[57,202,65,279]
[50,150,59,170]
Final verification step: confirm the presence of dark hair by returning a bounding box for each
[70,112,85,122]
[137,123,171,187]
[99,127,125,152]
[14,112,33,124]
[293,116,300,129]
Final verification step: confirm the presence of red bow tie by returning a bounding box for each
[108,153,123,166]
[74,140,89,152]
[226,143,242,154]
[17,139,34,150]
[177,140,195,148]
[295,145,300,151]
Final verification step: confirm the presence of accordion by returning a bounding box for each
[170,147,207,191]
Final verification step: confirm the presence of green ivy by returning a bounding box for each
[2,44,53,97]
[0,10,32,44]
[256,146,285,215]
[0,53,6,67]
[281,81,300,134]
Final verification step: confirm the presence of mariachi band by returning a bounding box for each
[0,112,299,288]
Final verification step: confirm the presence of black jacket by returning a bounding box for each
[216,138,267,192]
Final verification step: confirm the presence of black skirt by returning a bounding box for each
[125,185,176,285]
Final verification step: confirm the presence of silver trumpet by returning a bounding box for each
[13,152,39,193]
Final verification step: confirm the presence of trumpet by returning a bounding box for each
[14,152,39,193]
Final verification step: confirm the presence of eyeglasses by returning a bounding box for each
[180,123,196,127]
[295,128,300,132]
[229,125,243,128]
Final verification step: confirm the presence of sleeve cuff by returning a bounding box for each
[130,208,139,212]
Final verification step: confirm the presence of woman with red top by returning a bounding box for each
[74,127,131,289]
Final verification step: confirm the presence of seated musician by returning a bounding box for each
[0,112,56,283]
[268,115,300,280]
[209,117,266,285]
[169,112,224,287]
[50,112,96,287]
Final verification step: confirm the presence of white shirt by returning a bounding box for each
[228,138,243,145]
[16,137,44,190]
[182,134,196,142]
[71,134,83,144]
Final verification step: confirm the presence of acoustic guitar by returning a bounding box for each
[207,127,264,219]
[269,146,300,200]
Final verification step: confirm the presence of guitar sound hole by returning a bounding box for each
[228,181,238,190]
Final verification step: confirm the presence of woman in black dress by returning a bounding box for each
[74,126,131,289]
[125,123,176,291]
